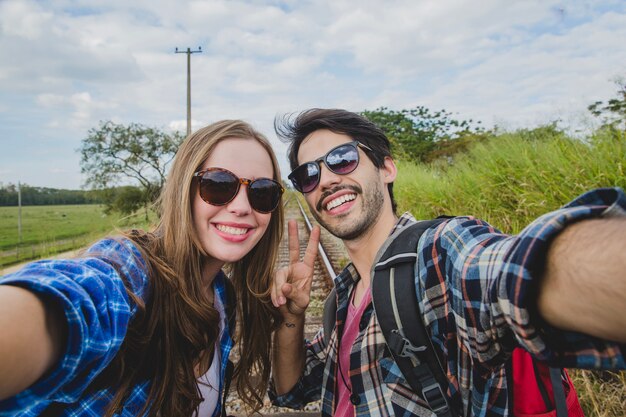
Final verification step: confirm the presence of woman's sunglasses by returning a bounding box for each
[193,167,284,213]
[288,141,373,193]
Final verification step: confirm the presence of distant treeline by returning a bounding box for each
[0,183,105,206]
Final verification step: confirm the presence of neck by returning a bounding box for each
[201,258,225,290]
[343,209,398,289]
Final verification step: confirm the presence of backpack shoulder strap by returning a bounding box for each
[371,218,458,417]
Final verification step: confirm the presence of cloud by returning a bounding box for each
[35,92,117,130]
[1,0,625,189]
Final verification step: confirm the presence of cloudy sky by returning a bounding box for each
[1,0,625,190]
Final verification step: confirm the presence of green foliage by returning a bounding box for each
[394,125,625,234]
[361,106,484,162]
[588,76,626,130]
[102,186,146,216]
[79,121,183,206]
[512,121,567,142]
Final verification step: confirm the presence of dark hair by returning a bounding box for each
[275,108,397,214]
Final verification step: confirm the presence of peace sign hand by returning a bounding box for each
[271,219,321,317]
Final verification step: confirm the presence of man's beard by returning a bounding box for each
[311,181,385,241]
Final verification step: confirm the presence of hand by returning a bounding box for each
[271,219,320,317]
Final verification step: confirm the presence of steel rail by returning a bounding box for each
[293,196,337,281]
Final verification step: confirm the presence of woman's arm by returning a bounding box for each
[0,285,67,400]
[271,221,320,395]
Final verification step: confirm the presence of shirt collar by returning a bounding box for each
[334,211,417,289]
[392,211,417,233]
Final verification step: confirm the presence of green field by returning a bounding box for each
[0,204,155,267]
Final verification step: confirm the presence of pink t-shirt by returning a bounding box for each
[335,287,372,417]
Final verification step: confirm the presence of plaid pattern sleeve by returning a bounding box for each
[0,239,235,417]
[416,187,626,416]
[0,238,151,416]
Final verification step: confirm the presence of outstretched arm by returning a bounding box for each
[538,218,626,343]
[271,220,320,395]
[0,285,67,400]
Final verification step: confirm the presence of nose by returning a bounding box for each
[226,185,252,215]
[317,161,342,191]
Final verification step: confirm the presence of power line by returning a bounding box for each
[175,46,202,137]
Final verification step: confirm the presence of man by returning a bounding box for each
[270,108,626,417]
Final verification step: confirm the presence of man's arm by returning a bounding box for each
[538,218,626,343]
[418,188,626,371]
[0,285,67,400]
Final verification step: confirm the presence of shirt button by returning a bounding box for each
[350,393,360,405]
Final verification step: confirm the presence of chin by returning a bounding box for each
[218,250,250,264]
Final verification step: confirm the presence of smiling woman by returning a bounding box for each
[0,120,285,417]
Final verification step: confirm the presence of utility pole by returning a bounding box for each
[17,181,22,245]
[175,46,202,137]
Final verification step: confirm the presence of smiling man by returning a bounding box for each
[269,108,626,417]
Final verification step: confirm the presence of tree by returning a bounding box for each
[0,183,103,206]
[361,106,483,162]
[588,76,626,130]
[79,121,183,214]
[101,186,145,217]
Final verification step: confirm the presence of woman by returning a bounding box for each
[0,120,285,417]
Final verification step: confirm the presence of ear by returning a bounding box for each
[380,156,397,184]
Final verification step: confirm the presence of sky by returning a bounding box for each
[1,0,625,190]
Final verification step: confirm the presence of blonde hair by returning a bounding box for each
[100,120,284,416]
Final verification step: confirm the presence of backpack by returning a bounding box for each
[323,219,584,417]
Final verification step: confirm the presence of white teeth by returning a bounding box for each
[326,194,356,211]
[216,224,248,235]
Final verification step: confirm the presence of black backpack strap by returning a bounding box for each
[532,361,569,417]
[513,352,569,417]
[549,367,568,417]
[531,359,554,409]
[372,219,458,417]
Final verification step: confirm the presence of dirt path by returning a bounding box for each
[1,249,81,276]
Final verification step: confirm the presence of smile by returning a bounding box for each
[215,224,249,235]
[326,193,356,211]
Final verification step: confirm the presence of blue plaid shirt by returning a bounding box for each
[0,238,234,417]
[271,188,626,417]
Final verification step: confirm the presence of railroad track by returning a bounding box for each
[280,195,340,341]
[226,194,347,417]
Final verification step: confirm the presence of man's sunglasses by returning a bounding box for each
[193,167,284,213]
[288,141,373,193]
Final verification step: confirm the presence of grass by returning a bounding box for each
[394,127,626,416]
[571,370,626,416]
[0,204,156,267]
[394,127,625,233]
